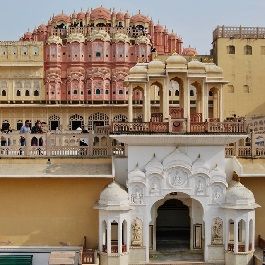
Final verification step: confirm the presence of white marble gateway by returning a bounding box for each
[95,134,259,265]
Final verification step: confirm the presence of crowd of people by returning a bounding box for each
[1,120,46,147]
[1,120,89,147]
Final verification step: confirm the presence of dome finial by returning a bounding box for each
[232,171,240,182]
[197,154,200,159]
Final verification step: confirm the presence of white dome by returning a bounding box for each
[128,164,146,180]
[188,60,205,70]
[205,63,223,74]
[192,155,210,174]
[129,63,148,74]
[163,148,192,170]
[148,59,165,69]
[145,154,163,175]
[99,182,130,207]
[224,180,258,209]
[166,53,187,65]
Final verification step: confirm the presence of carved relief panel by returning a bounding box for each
[131,218,143,246]
[211,217,223,245]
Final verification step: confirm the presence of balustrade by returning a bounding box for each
[0,131,119,158]
[82,249,96,264]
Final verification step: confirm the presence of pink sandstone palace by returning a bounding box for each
[20,6,197,104]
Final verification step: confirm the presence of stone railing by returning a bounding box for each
[225,132,265,158]
[227,243,253,253]
[82,249,97,264]
[213,26,265,40]
[102,245,127,253]
[112,120,246,134]
[112,122,169,134]
[0,131,126,158]
[50,26,147,39]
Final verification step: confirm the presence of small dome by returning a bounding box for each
[163,148,192,170]
[99,181,130,207]
[47,35,62,45]
[67,33,85,43]
[129,164,146,180]
[23,32,33,40]
[129,63,148,74]
[145,155,163,176]
[225,180,258,209]
[205,63,223,74]
[166,53,187,65]
[210,165,226,179]
[52,13,71,24]
[131,13,149,23]
[38,24,47,32]
[116,12,125,20]
[154,24,165,32]
[124,12,131,19]
[90,6,111,21]
[183,47,197,56]
[188,60,205,70]
[77,11,86,20]
[148,59,165,69]
[192,155,210,174]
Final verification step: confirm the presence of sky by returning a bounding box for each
[0,0,264,54]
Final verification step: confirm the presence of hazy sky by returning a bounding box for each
[0,0,264,54]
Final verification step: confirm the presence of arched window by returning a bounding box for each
[25,90,30,96]
[1,90,6,96]
[175,90,179,96]
[96,89,101,95]
[190,90,194,97]
[49,115,60,131]
[227,45,235,54]
[16,90,21,96]
[169,91,172,96]
[209,91,213,96]
[73,90,78,95]
[34,90,39,96]
[119,90,123,95]
[244,45,252,55]
[88,112,109,131]
[88,90,91,95]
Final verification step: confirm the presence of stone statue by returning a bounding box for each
[131,218,142,246]
[211,217,223,245]
[150,182,159,194]
[196,179,205,195]
[132,191,143,204]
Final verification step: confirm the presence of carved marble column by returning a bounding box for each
[107,221,111,254]
[234,220,239,253]
[128,84,133,122]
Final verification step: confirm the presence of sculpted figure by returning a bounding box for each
[131,218,142,246]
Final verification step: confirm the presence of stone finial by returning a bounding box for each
[232,171,240,182]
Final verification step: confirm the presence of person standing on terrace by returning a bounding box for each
[19,120,31,146]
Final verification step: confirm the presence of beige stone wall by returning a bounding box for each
[241,177,265,240]
[0,41,44,102]
[214,38,265,118]
[0,177,111,248]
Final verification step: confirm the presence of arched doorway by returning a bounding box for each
[156,199,190,250]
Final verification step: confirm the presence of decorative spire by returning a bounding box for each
[232,171,240,182]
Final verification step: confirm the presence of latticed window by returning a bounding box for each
[88,112,109,131]
[113,114,128,122]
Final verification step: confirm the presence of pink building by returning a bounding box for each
[21,6,197,103]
